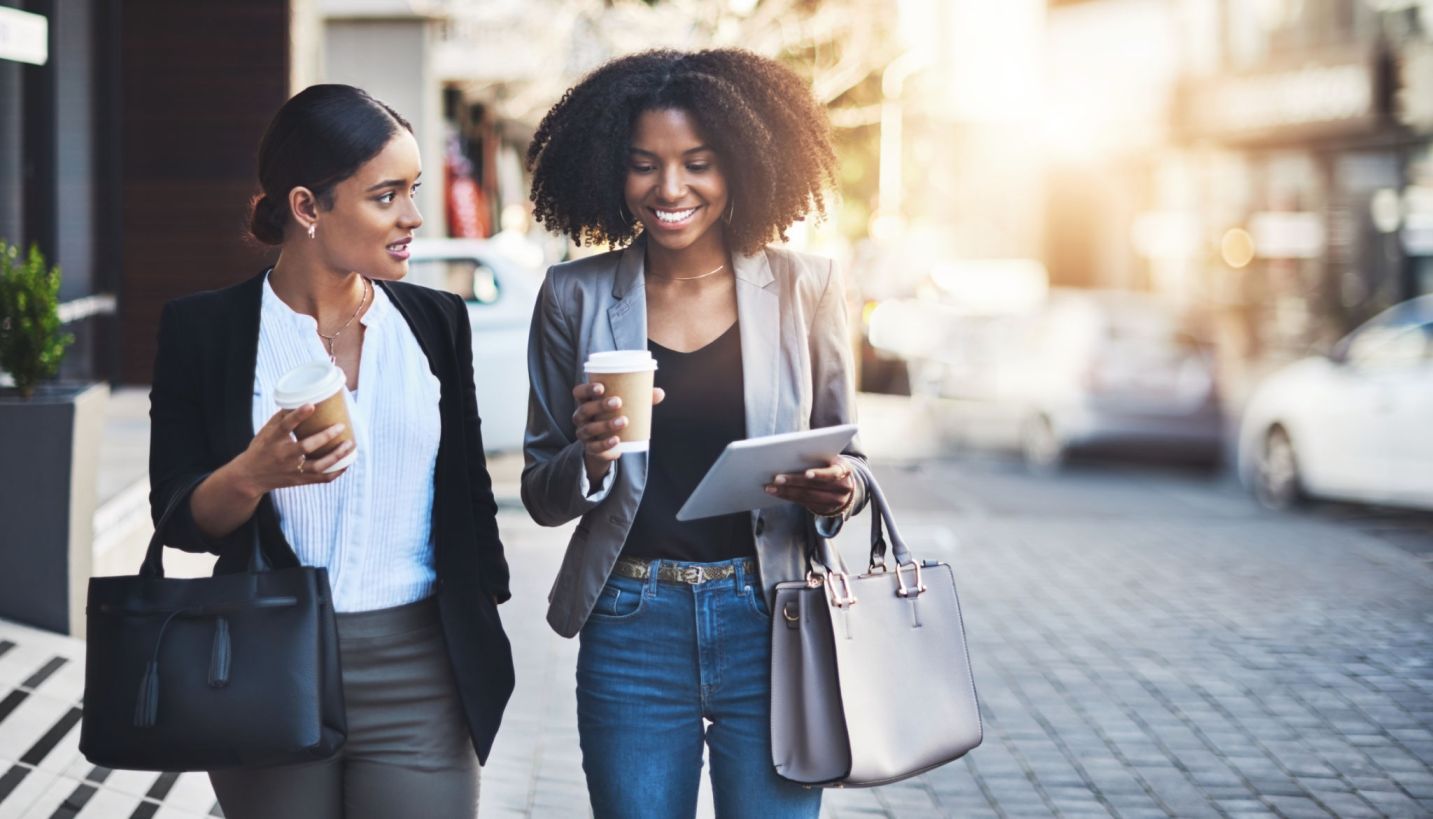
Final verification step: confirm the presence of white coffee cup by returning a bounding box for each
[584,350,658,454]
[274,361,357,473]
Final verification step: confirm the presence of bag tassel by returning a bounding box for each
[133,661,160,728]
[133,609,184,728]
[208,617,231,688]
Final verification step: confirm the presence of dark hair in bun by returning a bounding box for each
[248,194,288,245]
[247,84,412,245]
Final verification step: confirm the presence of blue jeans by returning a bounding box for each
[576,558,822,819]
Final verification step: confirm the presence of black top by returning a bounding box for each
[146,272,512,764]
[622,322,757,563]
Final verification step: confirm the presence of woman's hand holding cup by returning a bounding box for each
[571,382,665,488]
[235,405,355,496]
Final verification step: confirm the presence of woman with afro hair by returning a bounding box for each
[520,49,868,817]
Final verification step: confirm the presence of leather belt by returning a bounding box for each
[611,556,756,586]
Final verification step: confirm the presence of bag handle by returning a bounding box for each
[804,460,920,600]
[845,459,912,568]
[140,474,272,578]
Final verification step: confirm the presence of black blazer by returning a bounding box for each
[148,271,514,764]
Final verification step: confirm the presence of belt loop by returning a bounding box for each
[645,559,660,597]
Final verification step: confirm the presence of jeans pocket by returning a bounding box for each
[741,584,772,619]
[588,578,646,621]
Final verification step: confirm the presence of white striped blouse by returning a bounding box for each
[251,273,441,613]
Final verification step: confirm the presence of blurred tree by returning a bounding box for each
[709,0,898,239]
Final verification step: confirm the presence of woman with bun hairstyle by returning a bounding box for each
[147,84,512,818]
[522,49,868,818]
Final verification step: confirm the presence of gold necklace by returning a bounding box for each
[650,263,726,282]
[316,278,370,362]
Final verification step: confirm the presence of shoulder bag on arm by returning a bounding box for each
[770,459,982,787]
[79,477,346,771]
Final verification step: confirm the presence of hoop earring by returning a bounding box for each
[724,198,735,225]
[307,223,317,240]
[619,202,633,224]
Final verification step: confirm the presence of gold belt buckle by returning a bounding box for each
[681,566,705,585]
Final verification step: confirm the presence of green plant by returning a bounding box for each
[0,241,73,399]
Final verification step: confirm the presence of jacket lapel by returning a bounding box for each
[604,242,652,493]
[734,248,779,440]
[224,273,265,457]
[376,280,441,377]
[607,241,648,352]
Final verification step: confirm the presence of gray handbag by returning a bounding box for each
[770,460,982,787]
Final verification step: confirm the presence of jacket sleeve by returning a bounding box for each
[148,301,231,555]
[521,271,617,527]
[809,257,869,539]
[451,293,512,602]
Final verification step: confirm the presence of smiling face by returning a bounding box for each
[623,108,729,255]
[311,130,423,281]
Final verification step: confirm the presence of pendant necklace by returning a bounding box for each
[317,278,371,363]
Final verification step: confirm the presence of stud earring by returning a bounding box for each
[307,223,317,239]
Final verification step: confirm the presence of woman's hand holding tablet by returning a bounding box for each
[675,424,858,521]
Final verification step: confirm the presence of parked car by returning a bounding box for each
[878,288,1222,470]
[406,238,541,453]
[1007,290,1223,471]
[1238,295,1433,511]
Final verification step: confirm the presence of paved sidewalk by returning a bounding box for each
[5,412,1432,817]
[484,459,1433,818]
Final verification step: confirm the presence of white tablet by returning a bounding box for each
[675,424,859,522]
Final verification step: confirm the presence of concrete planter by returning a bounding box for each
[0,381,108,636]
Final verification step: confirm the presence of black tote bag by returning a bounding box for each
[80,479,346,771]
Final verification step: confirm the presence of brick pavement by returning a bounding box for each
[486,462,1433,818]
[2,460,1432,817]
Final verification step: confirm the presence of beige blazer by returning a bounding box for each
[521,238,868,638]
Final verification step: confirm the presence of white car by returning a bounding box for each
[1239,295,1433,511]
[407,238,542,453]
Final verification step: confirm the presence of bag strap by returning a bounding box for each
[140,474,272,579]
[846,459,913,568]
[804,459,914,576]
[804,512,842,573]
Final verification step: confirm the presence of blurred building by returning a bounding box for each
[1043,0,1178,292]
[1,1,121,384]
[1,0,293,385]
[1037,0,1433,399]
[1170,0,1433,364]
[3,0,565,386]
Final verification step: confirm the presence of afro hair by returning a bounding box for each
[527,49,837,255]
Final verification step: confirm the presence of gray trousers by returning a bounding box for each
[209,597,480,819]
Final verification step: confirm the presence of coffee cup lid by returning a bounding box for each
[584,350,658,374]
[274,361,345,408]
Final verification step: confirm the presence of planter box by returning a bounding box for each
[0,382,109,636]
